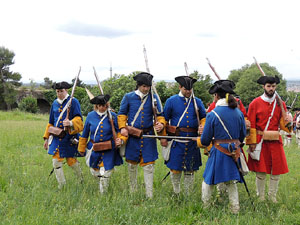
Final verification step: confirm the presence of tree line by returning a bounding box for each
[1,46,299,116]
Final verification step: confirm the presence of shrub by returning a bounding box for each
[18,96,38,113]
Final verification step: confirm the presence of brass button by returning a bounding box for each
[187,125,189,128]
[141,125,144,127]
[100,122,103,124]
[100,130,103,133]
[141,141,143,143]
[141,145,143,147]
[100,134,103,137]
[186,112,188,114]
[187,121,189,123]
[100,139,103,141]
[101,126,103,128]
[186,116,189,118]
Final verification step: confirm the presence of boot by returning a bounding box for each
[52,159,66,189]
[99,169,113,194]
[128,163,138,193]
[201,181,213,208]
[227,182,240,214]
[256,172,266,201]
[143,164,154,198]
[268,174,280,203]
[70,161,83,183]
[183,172,194,195]
[170,172,182,194]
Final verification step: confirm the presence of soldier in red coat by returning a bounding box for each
[246,75,291,202]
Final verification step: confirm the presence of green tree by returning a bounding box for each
[102,73,136,112]
[190,71,214,106]
[18,95,38,113]
[229,63,287,106]
[42,77,53,89]
[155,81,178,105]
[72,77,85,88]
[0,46,22,110]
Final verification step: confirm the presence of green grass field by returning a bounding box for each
[1,110,300,225]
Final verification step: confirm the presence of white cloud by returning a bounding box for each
[1,0,300,84]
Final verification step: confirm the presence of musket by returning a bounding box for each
[143,134,197,141]
[65,67,81,132]
[93,67,117,143]
[290,93,298,109]
[184,62,200,127]
[206,58,221,80]
[253,57,292,128]
[143,45,163,114]
[143,45,163,136]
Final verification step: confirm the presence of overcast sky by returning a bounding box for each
[1,0,300,84]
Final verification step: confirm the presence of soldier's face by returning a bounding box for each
[56,89,68,100]
[96,104,108,113]
[264,83,276,97]
[179,86,192,98]
[138,84,150,95]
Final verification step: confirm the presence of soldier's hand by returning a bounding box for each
[249,144,256,152]
[43,139,48,150]
[155,122,164,132]
[198,124,204,135]
[160,138,168,147]
[245,120,251,130]
[115,138,122,147]
[63,119,71,127]
[121,128,128,137]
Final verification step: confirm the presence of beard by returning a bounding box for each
[264,89,275,98]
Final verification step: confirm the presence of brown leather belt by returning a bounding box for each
[213,139,241,161]
[257,130,264,135]
[143,127,154,133]
[178,127,197,133]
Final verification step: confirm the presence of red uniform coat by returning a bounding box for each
[246,96,289,175]
[207,98,247,117]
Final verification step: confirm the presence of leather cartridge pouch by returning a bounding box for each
[262,130,280,141]
[48,126,66,138]
[92,140,112,152]
[166,124,177,135]
[126,126,143,138]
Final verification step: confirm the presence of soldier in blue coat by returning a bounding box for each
[118,72,166,198]
[43,81,84,189]
[161,76,206,195]
[78,94,124,194]
[200,80,246,213]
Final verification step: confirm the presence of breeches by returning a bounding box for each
[53,150,77,166]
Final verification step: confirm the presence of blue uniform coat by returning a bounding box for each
[118,91,162,163]
[48,96,82,158]
[201,105,246,185]
[81,111,123,170]
[163,94,206,171]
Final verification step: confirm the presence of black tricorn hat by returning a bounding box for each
[90,94,110,105]
[209,80,236,94]
[52,81,72,90]
[292,107,300,111]
[133,72,153,86]
[286,105,292,110]
[257,75,280,85]
[175,76,197,90]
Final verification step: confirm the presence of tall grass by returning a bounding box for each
[1,110,300,224]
